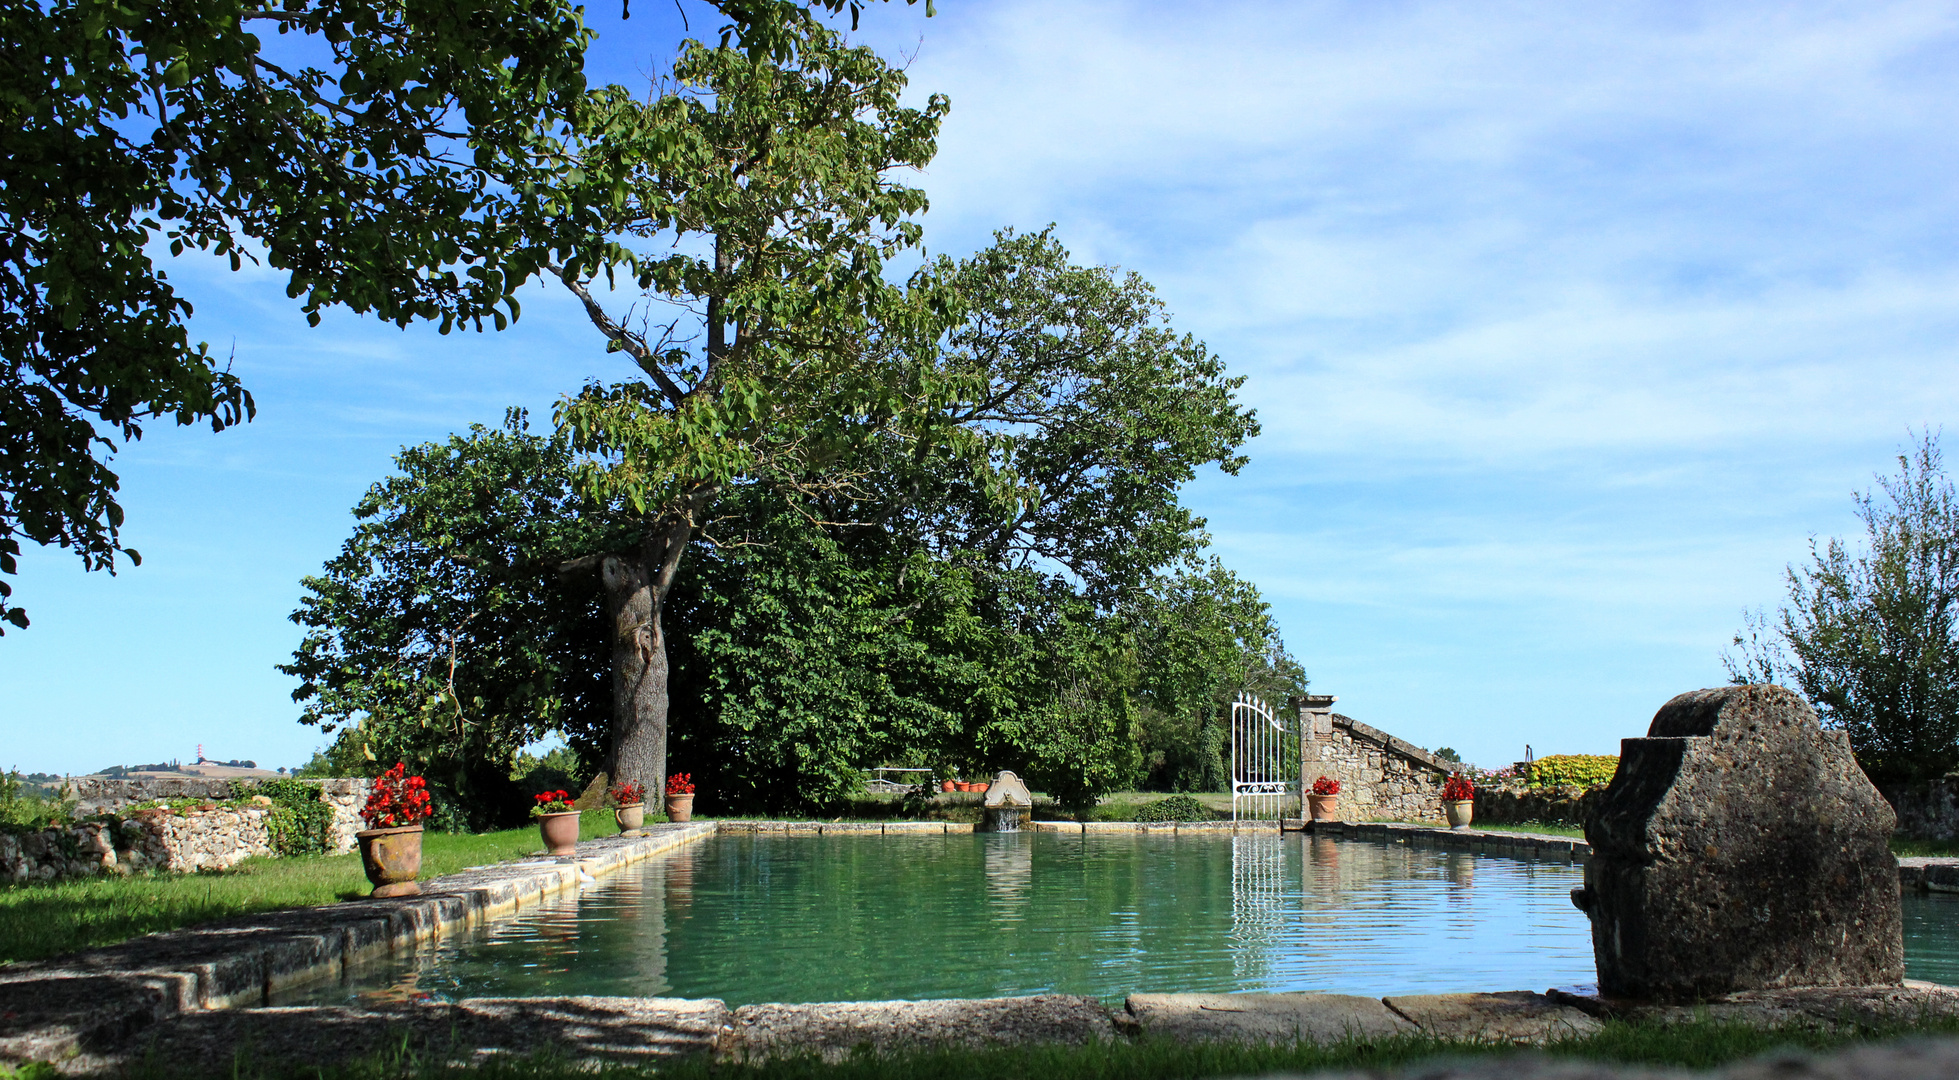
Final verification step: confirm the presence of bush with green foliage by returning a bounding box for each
[1526,755,1620,789]
[0,770,73,830]
[1726,434,1959,782]
[1133,794,1212,822]
[243,779,335,858]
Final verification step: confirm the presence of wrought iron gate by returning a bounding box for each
[1230,691,1296,820]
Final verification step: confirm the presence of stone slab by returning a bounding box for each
[881,821,948,834]
[1032,821,1083,833]
[1383,991,1602,1043]
[73,997,729,1075]
[1547,982,1959,1030]
[1898,857,1959,892]
[1125,992,1414,1044]
[728,995,1116,1061]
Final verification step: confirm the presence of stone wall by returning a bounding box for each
[1470,783,1608,827]
[67,777,372,852]
[1301,713,1456,823]
[2,777,375,882]
[0,806,273,881]
[1880,777,1959,841]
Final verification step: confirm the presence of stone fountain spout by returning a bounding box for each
[981,771,1033,832]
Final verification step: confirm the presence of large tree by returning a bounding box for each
[546,14,958,797]
[1726,433,1959,783]
[280,414,621,827]
[0,0,915,633]
[0,0,623,632]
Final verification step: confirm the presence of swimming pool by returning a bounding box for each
[278,832,1959,1007]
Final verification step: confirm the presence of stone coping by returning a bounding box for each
[0,822,713,1066]
[1306,819,1959,889]
[1303,819,1593,861]
[40,983,1959,1074]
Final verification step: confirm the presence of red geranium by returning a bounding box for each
[1311,775,1340,796]
[665,773,694,796]
[361,762,434,829]
[531,789,576,817]
[607,780,646,807]
[1442,773,1476,802]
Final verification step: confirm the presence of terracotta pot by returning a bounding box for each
[940,780,956,793]
[1307,794,1339,822]
[537,810,581,856]
[975,783,989,794]
[615,803,644,832]
[1446,799,1475,830]
[665,793,695,823]
[357,825,424,898]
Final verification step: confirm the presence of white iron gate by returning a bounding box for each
[1230,691,1296,820]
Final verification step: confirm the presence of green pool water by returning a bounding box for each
[280,832,1959,1006]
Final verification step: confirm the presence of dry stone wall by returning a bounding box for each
[1302,713,1456,823]
[0,806,271,881]
[1470,783,1608,827]
[1883,777,1959,841]
[69,777,371,852]
[2,777,373,882]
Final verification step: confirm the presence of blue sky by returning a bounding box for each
[7,0,1959,775]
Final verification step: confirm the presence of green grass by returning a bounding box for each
[1892,837,1959,857]
[0,810,624,965]
[83,1015,1959,1080]
[1463,821,1587,838]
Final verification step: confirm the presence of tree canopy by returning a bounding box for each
[1726,432,1959,783]
[0,0,927,634]
[1,0,619,632]
[288,229,1295,818]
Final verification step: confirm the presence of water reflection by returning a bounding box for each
[983,834,1032,922]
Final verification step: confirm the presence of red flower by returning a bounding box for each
[361,762,436,830]
[1311,775,1340,796]
[665,773,694,796]
[1442,773,1476,802]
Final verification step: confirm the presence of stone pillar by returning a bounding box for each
[1297,695,1337,809]
[1575,685,1902,1000]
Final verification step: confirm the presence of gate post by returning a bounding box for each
[1297,694,1338,815]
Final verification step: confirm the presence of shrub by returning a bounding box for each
[1134,794,1211,822]
[249,779,335,858]
[0,770,73,830]
[1527,754,1619,789]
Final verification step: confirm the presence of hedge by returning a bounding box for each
[1526,754,1619,789]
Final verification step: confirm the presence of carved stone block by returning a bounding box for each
[1577,685,1902,999]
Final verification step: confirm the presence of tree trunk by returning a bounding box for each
[600,517,696,804]
[601,550,668,801]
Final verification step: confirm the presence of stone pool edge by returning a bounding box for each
[0,821,714,1065]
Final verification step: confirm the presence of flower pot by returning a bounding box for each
[357,825,424,898]
[615,803,644,832]
[665,793,695,823]
[1307,794,1339,822]
[1446,800,1475,830]
[940,780,956,793]
[537,810,581,856]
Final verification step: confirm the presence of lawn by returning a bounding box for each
[82,1015,1959,1080]
[0,810,621,965]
